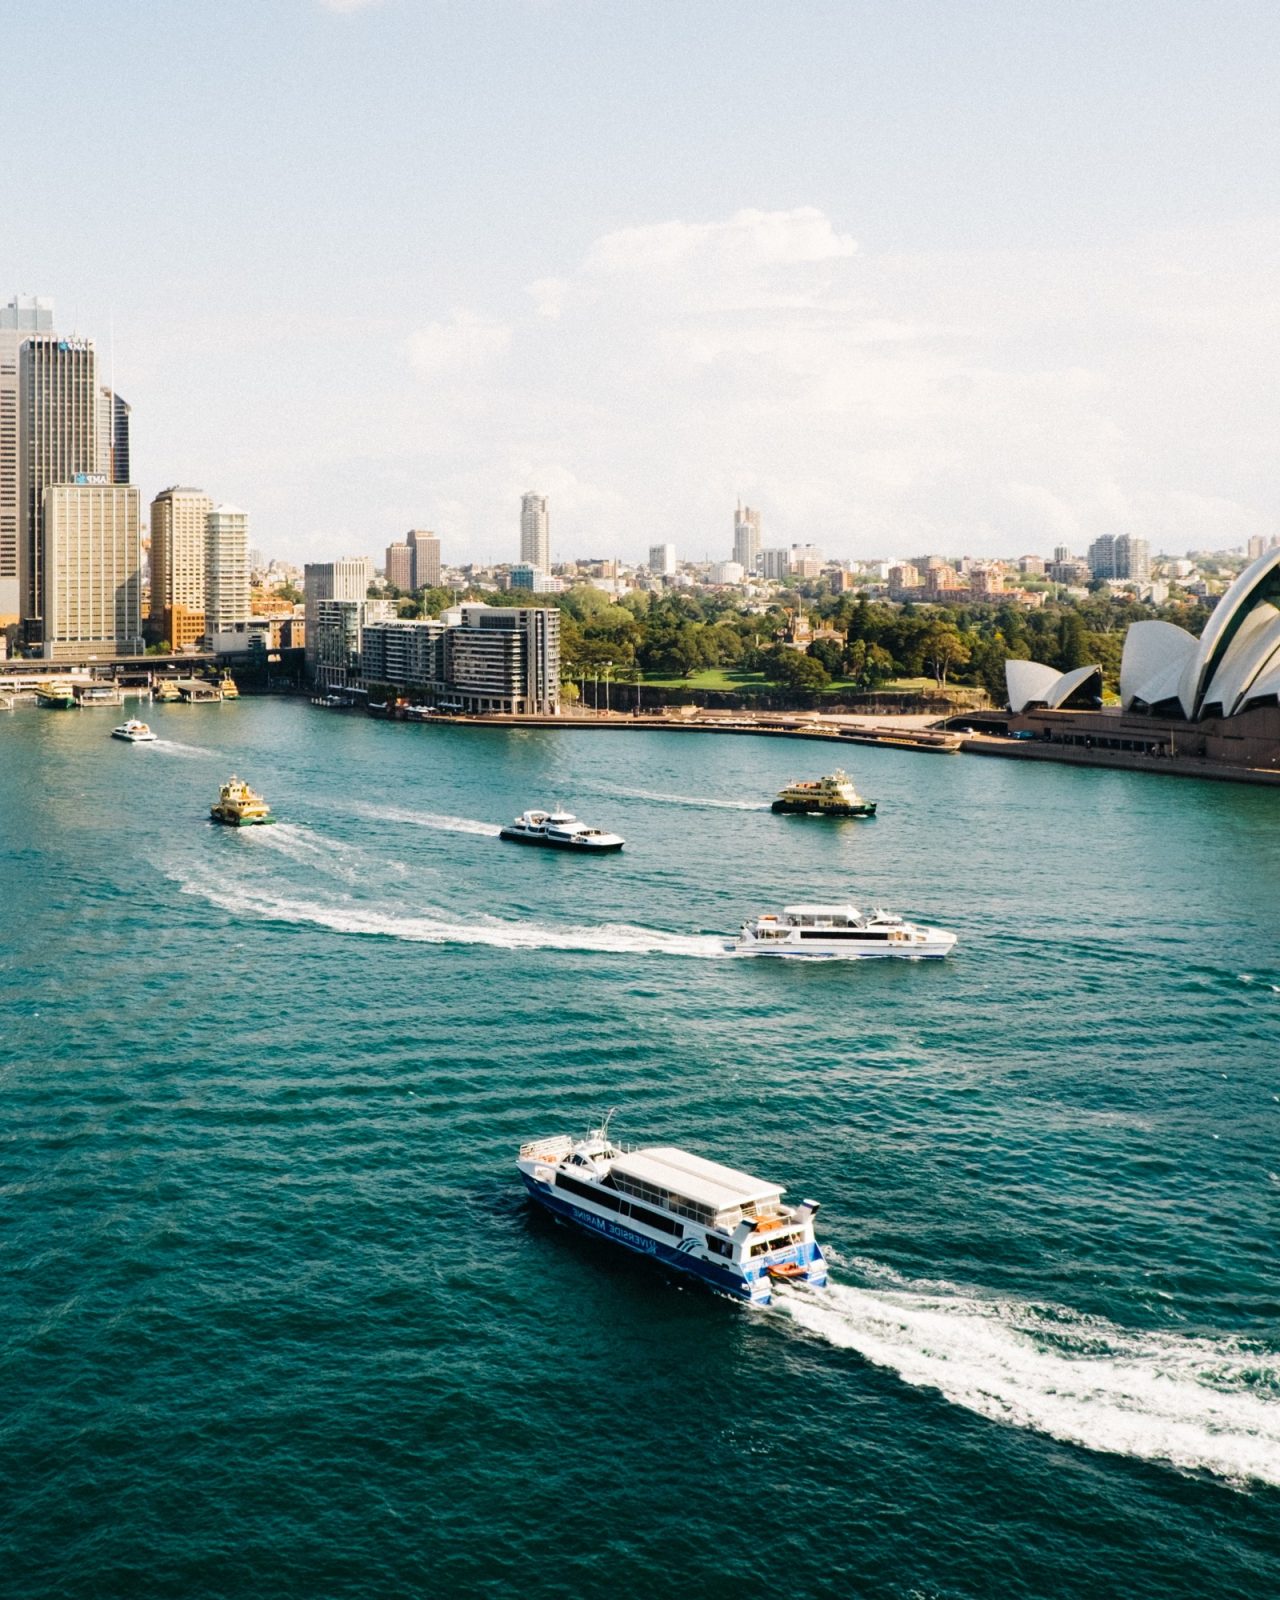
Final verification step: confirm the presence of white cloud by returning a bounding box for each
[584,207,856,274]
[408,310,512,378]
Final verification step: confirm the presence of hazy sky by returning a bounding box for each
[4,0,1278,566]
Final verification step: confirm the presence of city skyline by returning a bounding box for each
[3,4,1279,569]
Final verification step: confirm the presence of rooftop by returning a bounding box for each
[610,1145,783,1211]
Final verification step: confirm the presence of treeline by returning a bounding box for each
[385,582,1211,699]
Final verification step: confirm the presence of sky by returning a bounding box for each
[3,0,1279,567]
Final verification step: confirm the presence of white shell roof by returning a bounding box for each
[1006,659,1102,714]
[610,1146,783,1210]
[1120,547,1280,717]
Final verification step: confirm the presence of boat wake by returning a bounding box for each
[351,802,502,837]
[148,738,212,759]
[241,823,379,882]
[778,1271,1280,1488]
[171,870,731,959]
[604,786,769,813]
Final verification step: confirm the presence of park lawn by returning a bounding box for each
[637,669,949,696]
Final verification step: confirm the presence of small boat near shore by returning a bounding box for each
[111,719,157,743]
[735,903,955,958]
[499,809,624,851]
[772,769,876,817]
[210,776,275,826]
[517,1117,827,1305]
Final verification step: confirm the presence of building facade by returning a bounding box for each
[733,503,761,573]
[1088,534,1152,583]
[151,486,213,646]
[314,597,395,688]
[0,296,55,624]
[40,483,142,660]
[408,529,440,590]
[759,547,790,581]
[204,505,251,646]
[96,387,130,484]
[304,557,374,674]
[520,492,549,571]
[385,540,413,591]
[361,618,447,689]
[18,332,100,642]
[648,542,676,577]
[443,603,559,714]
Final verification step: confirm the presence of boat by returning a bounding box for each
[154,679,181,702]
[34,683,78,710]
[772,769,876,817]
[499,809,624,851]
[219,673,239,700]
[111,719,157,743]
[735,903,956,958]
[517,1117,827,1306]
[209,776,275,826]
[840,728,962,753]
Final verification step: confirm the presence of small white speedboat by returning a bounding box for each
[499,809,624,851]
[735,903,955,959]
[111,719,157,743]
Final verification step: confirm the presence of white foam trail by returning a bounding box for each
[779,1275,1280,1487]
[607,786,769,812]
[174,872,731,958]
[148,738,212,759]
[242,822,369,880]
[352,802,501,837]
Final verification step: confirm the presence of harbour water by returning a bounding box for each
[2,701,1278,1598]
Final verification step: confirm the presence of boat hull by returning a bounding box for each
[736,934,955,959]
[771,799,876,816]
[112,732,156,742]
[499,829,623,851]
[210,810,275,826]
[521,1174,825,1305]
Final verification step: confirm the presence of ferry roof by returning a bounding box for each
[611,1146,783,1210]
[782,904,861,918]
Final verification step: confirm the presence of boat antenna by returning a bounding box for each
[598,1106,618,1141]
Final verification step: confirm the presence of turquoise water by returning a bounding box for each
[2,700,1278,1599]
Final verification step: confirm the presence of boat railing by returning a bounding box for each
[520,1135,575,1162]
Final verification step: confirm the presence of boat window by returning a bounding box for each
[749,1233,801,1258]
[705,1235,732,1258]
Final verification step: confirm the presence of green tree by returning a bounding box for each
[921,622,970,691]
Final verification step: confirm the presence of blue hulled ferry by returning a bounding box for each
[517,1119,827,1305]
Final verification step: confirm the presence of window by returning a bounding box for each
[706,1235,732,1258]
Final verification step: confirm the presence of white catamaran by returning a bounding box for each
[518,1119,827,1305]
[735,903,956,958]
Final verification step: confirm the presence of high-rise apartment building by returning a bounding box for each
[1087,534,1151,583]
[151,486,213,650]
[520,493,549,571]
[648,543,676,577]
[0,296,55,624]
[304,557,374,674]
[41,483,142,659]
[408,528,441,590]
[385,540,413,591]
[446,603,560,715]
[18,332,100,641]
[759,547,790,581]
[204,505,251,646]
[733,502,761,573]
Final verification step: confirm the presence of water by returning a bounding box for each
[2,701,1278,1598]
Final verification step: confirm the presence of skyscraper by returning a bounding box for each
[408,528,441,589]
[96,387,130,484]
[385,540,413,591]
[19,331,99,642]
[0,296,55,625]
[41,483,142,659]
[733,502,761,573]
[520,492,549,571]
[648,543,676,576]
[204,505,251,646]
[151,486,213,649]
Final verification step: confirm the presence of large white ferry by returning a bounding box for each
[736,903,956,958]
[517,1120,827,1305]
[110,719,157,743]
[499,809,624,851]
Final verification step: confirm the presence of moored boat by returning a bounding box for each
[210,776,275,826]
[154,679,181,702]
[735,903,955,958]
[517,1119,827,1305]
[111,719,157,742]
[499,809,624,851]
[772,769,876,817]
[219,673,240,700]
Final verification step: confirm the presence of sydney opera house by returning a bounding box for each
[998,547,1280,780]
